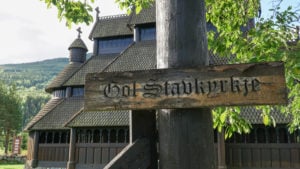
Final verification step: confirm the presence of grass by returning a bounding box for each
[0,164,24,169]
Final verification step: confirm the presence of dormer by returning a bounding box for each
[128,5,156,42]
[89,12,133,56]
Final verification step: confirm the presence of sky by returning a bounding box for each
[0,0,297,65]
[0,0,124,65]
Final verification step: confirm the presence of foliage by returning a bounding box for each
[0,82,22,154]
[39,0,300,137]
[115,0,154,14]
[41,0,94,28]
[0,58,68,154]
[205,0,299,137]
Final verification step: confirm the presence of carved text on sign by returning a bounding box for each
[103,77,260,99]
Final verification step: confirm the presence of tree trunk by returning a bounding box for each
[156,0,216,168]
[4,129,10,155]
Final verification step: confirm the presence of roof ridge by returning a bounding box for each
[102,42,136,72]
[64,107,84,127]
[61,54,97,87]
[99,14,128,20]
[24,98,65,131]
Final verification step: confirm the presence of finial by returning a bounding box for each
[77,27,82,38]
[95,7,100,21]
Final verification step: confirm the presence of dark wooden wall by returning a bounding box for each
[226,143,300,169]
[75,143,127,165]
[38,144,69,161]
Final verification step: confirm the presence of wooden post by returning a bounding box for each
[31,131,39,168]
[67,128,76,169]
[156,0,215,168]
[218,130,227,169]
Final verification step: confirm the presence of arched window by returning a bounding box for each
[118,129,125,143]
[60,131,68,143]
[256,128,266,143]
[245,130,255,143]
[39,132,46,143]
[110,129,117,143]
[102,129,108,143]
[268,127,277,143]
[93,130,101,143]
[53,132,60,143]
[76,129,84,143]
[86,130,92,143]
[47,132,53,143]
[278,128,288,143]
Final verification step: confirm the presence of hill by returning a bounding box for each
[0,58,69,91]
[0,58,69,128]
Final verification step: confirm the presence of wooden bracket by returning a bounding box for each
[104,138,150,169]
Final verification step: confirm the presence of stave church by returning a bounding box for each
[24,4,300,169]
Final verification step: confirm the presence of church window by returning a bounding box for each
[52,89,66,98]
[140,25,156,41]
[72,87,84,96]
[98,36,133,54]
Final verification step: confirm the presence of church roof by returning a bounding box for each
[24,98,64,131]
[103,40,156,72]
[66,110,129,127]
[128,5,156,26]
[45,62,82,92]
[63,54,119,86]
[89,14,132,40]
[68,38,88,50]
[30,97,84,130]
[241,107,292,124]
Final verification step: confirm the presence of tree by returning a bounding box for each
[40,0,300,136]
[22,94,50,128]
[0,82,22,154]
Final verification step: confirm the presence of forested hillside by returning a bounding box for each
[0,58,69,128]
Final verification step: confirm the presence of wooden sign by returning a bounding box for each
[12,136,21,155]
[85,62,287,111]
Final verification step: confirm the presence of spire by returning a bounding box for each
[77,27,82,38]
[68,28,88,63]
[68,28,88,50]
[95,7,100,21]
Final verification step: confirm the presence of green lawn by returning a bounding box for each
[0,164,24,169]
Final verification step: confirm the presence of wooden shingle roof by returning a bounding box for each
[103,40,156,72]
[68,38,88,50]
[66,110,129,127]
[30,97,84,130]
[89,14,132,40]
[128,5,156,26]
[241,107,292,124]
[45,62,82,92]
[24,98,64,131]
[63,54,119,86]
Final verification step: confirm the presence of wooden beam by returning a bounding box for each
[85,62,287,111]
[104,138,150,169]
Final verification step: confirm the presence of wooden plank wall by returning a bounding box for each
[226,143,300,169]
[38,144,69,161]
[75,143,127,165]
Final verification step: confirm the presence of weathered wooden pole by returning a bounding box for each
[31,131,39,168]
[67,128,76,169]
[156,0,215,168]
